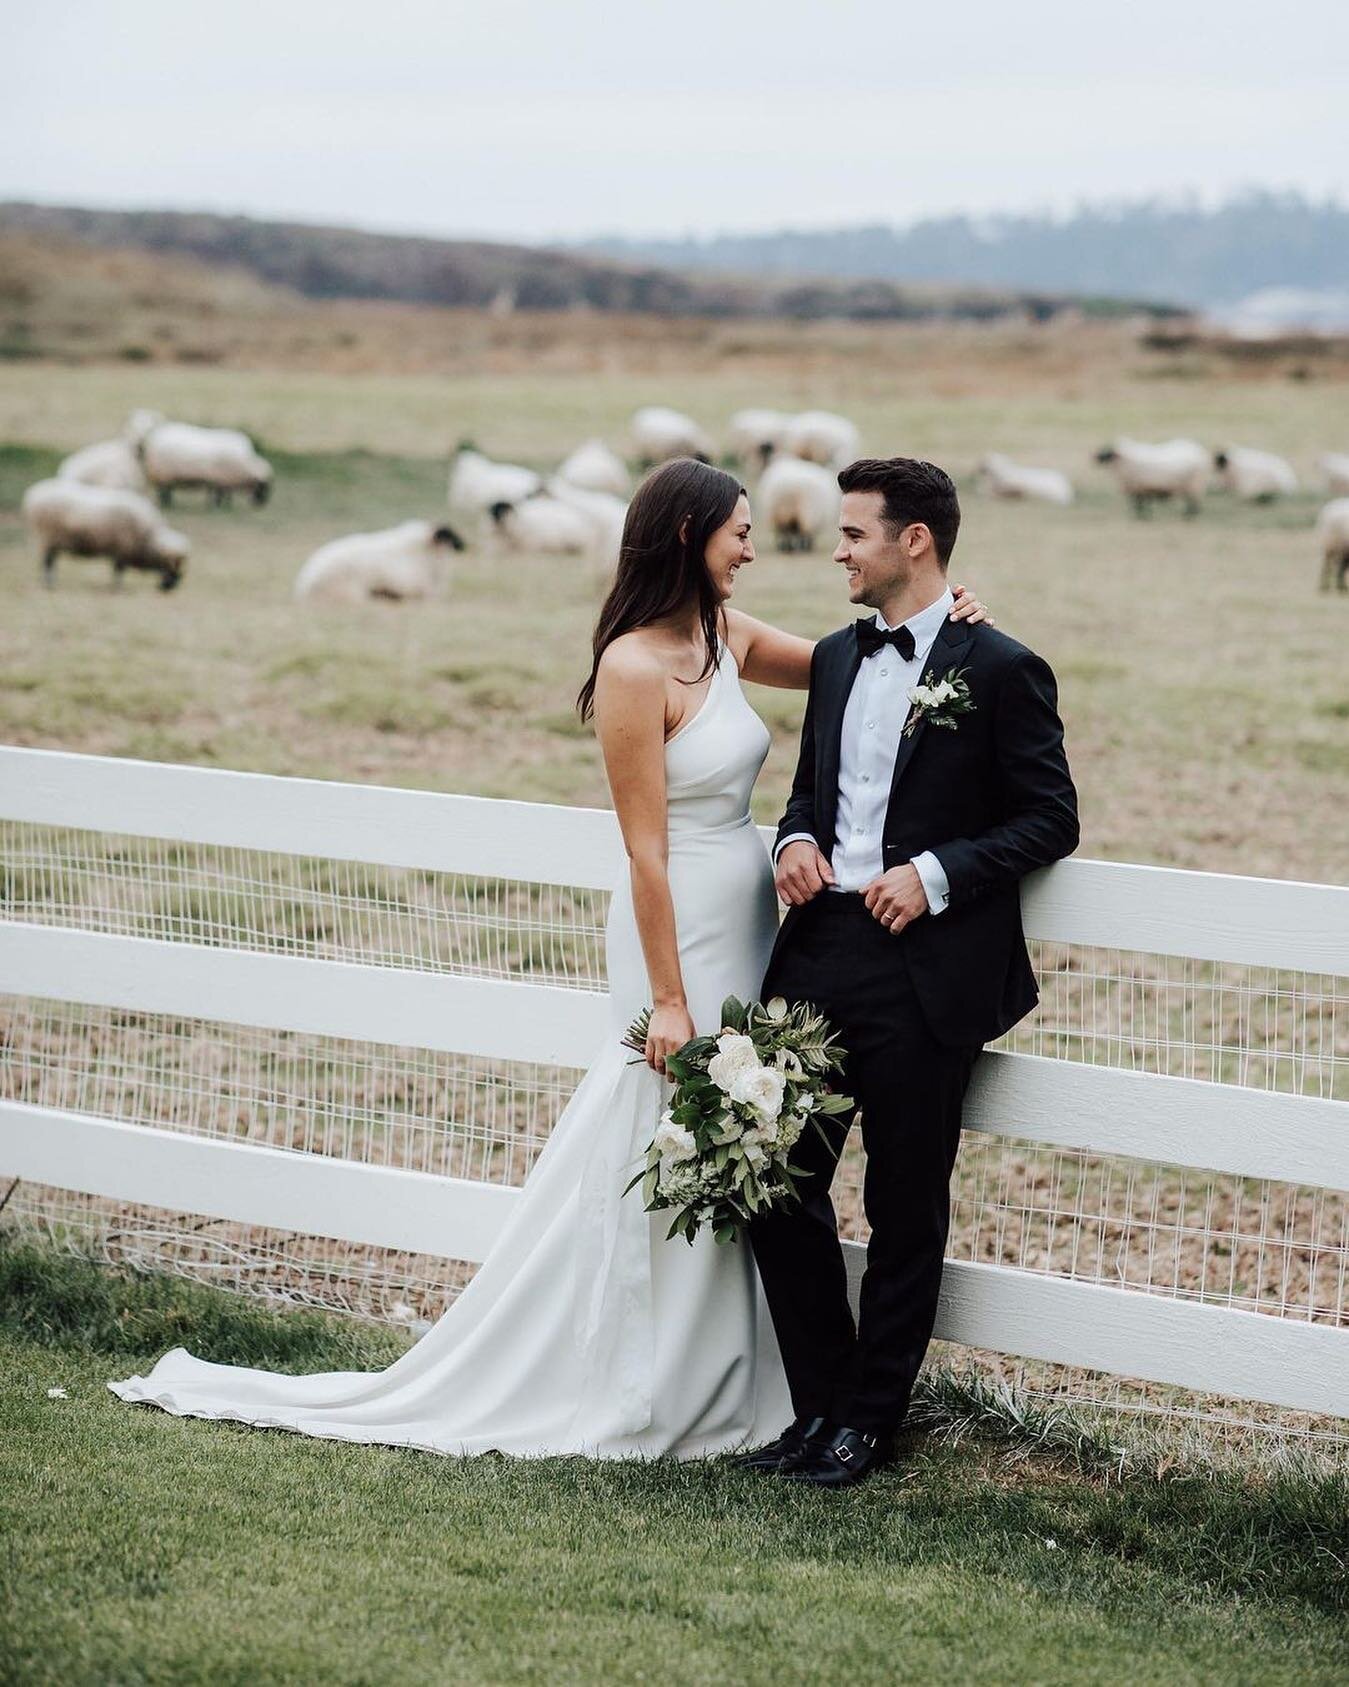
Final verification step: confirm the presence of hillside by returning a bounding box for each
[0,203,1176,324]
[584,191,1349,311]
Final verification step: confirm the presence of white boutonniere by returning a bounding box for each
[903,666,975,738]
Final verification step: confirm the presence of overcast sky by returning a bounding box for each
[3,1,1346,243]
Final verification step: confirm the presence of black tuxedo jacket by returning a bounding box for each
[773,613,1079,1047]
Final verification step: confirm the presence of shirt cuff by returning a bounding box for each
[911,850,950,915]
[773,831,819,867]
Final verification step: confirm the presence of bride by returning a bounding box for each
[111,459,987,1459]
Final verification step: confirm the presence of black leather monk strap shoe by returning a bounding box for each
[732,1414,834,1474]
[781,1424,893,1489]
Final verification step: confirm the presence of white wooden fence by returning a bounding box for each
[1,745,1346,1420]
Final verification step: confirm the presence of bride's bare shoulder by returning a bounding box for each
[595,631,669,701]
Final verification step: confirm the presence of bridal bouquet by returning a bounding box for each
[621,996,853,1245]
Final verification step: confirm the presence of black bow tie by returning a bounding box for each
[854,619,916,661]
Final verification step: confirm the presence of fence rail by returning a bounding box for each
[2,746,1347,1429]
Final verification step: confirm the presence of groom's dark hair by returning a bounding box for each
[837,457,961,566]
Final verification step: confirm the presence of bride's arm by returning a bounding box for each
[724,586,993,690]
[723,608,815,688]
[592,642,697,1075]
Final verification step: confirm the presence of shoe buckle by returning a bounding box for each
[834,1444,853,1464]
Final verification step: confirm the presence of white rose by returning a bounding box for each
[743,1142,769,1169]
[909,684,935,708]
[653,1111,697,1161]
[932,678,957,704]
[729,1065,786,1122]
[707,1033,759,1092]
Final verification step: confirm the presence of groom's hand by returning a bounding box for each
[775,841,835,905]
[862,864,928,934]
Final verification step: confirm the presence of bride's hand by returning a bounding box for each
[950,583,995,626]
[646,1002,697,1077]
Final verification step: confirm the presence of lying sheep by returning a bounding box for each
[57,438,147,493]
[140,421,273,508]
[544,477,628,571]
[1318,453,1349,496]
[1094,437,1210,517]
[489,494,598,559]
[1316,500,1349,593]
[556,439,629,498]
[976,453,1074,507]
[757,455,840,553]
[630,407,712,466]
[782,410,860,470]
[294,520,464,605]
[22,479,188,590]
[1213,446,1298,501]
[447,447,542,524]
[726,409,793,472]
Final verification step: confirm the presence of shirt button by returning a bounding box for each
[854,826,864,834]
[866,720,876,730]
[861,773,871,783]
[879,668,888,676]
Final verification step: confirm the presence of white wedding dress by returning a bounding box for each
[110,642,794,1458]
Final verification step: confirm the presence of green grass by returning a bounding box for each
[2,1242,1346,1686]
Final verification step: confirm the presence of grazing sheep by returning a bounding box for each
[294,520,464,605]
[1318,453,1349,496]
[1094,437,1210,517]
[488,494,598,559]
[757,455,840,553]
[544,477,628,571]
[555,439,629,497]
[139,421,273,508]
[976,453,1075,507]
[1213,445,1299,501]
[629,407,712,466]
[782,410,860,470]
[1315,500,1349,593]
[57,438,147,493]
[447,447,543,525]
[726,408,793,472]
[22,479,188,591]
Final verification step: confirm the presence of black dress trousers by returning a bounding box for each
[749,892,980,1438]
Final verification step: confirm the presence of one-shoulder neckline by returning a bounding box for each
[664,641,727,746]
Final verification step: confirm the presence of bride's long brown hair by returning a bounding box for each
[576,458,745,722]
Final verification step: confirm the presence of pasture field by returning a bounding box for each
[3,1244,1347,1687]
[1,350,1347,883]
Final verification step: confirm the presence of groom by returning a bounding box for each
[742,456,1079,1489]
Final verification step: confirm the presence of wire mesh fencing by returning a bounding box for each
[2,819,1346,1462]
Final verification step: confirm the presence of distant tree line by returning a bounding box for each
[584,191,1349,309]
[0,202,1181,322]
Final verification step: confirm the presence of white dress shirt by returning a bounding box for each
[777,590,954,915]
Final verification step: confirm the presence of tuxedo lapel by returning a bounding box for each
[886,616,976,808]
[816,632,864,850]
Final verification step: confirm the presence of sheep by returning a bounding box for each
[782,410,860,470]
[1094,437,1210,517]
[22,479,188,591]
[976,453,1074,507]
[1315,500,1349,593]
[544,477,628,571]
[294,520,464,605]
[488,494,599,560]
[1213,445,1299,502]
[757,455,840,553]
[726,408,793,472]
[57,438,147,493]
[555,439,629,497]
[447,447,543,528]
[139,421,273,508]
[629,407,712,467]
[1318,453,1349,496]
